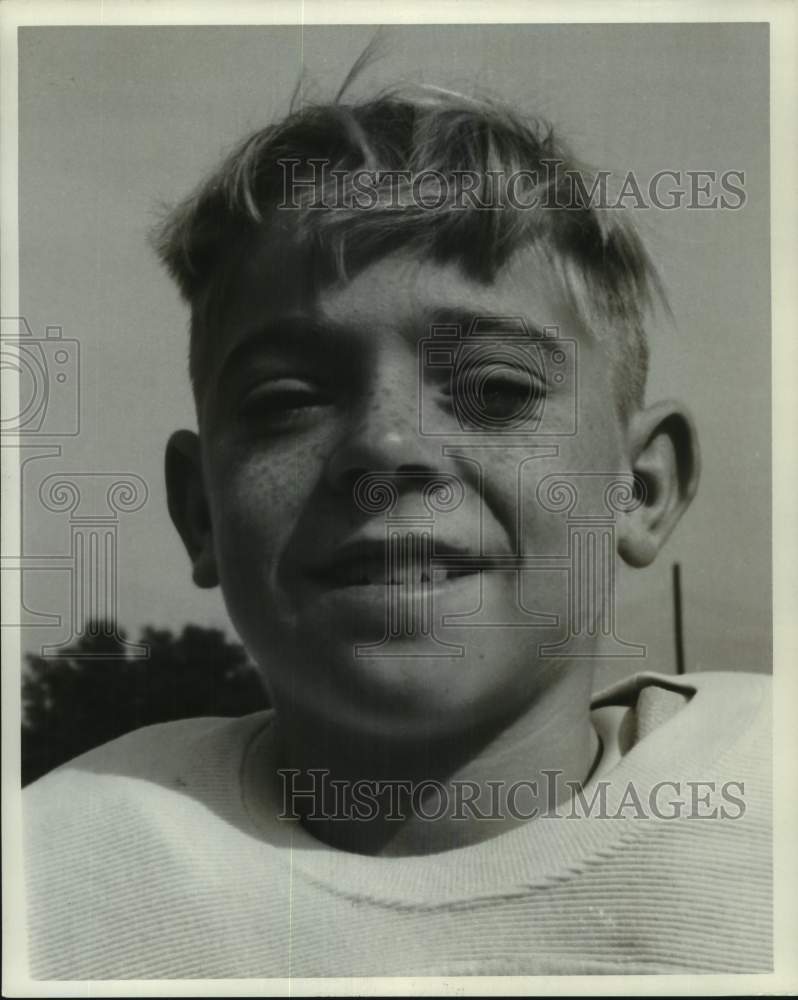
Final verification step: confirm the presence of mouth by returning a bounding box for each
[310,539,479,590]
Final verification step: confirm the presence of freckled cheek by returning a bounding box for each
[479,430,622,551]
[208,449,325,562]
[470,454,557,550]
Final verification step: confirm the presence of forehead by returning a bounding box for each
[212,230,596,378]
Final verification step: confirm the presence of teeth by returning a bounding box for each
[325,554,479,588]
[332,561,437,587]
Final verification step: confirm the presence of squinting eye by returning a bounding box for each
[477,372,542,418]
[447,365,546,416]
[239,378,331,424]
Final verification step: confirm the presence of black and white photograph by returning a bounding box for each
[2,0,796,993]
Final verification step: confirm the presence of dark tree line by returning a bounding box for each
[22,622,269,786]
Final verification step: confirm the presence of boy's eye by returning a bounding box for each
[239,377,331,425]
[475,371,543,418]
[446,364,546,425]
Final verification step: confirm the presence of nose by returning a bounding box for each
[325,381,441,498]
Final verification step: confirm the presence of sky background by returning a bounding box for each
[15,22,771,688]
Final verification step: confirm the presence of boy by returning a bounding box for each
[24,83,771,978]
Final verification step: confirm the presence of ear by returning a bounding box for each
[617,401,701,568]
[165,429,219,588]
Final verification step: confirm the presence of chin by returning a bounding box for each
[267,632,538,743]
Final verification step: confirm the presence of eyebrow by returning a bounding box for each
[217,316,348,387]
[217,304,563,388]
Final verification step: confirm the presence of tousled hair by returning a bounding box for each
[152,82,665,417]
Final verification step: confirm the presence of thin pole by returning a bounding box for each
[672,562,686,675]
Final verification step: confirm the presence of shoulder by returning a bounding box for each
[676,668,770,703]
[24,710,276,828]
[23,711,279,979]
[666,669,770,749]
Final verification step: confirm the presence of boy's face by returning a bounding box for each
[185,238,635,738]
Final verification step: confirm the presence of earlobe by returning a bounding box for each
[165,430,219,588]
[617,401,700,568]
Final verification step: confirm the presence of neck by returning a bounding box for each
[274,668,599,856]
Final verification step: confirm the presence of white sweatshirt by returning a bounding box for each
[24,670,771,979]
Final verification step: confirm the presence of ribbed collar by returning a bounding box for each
[239,671,764,907]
